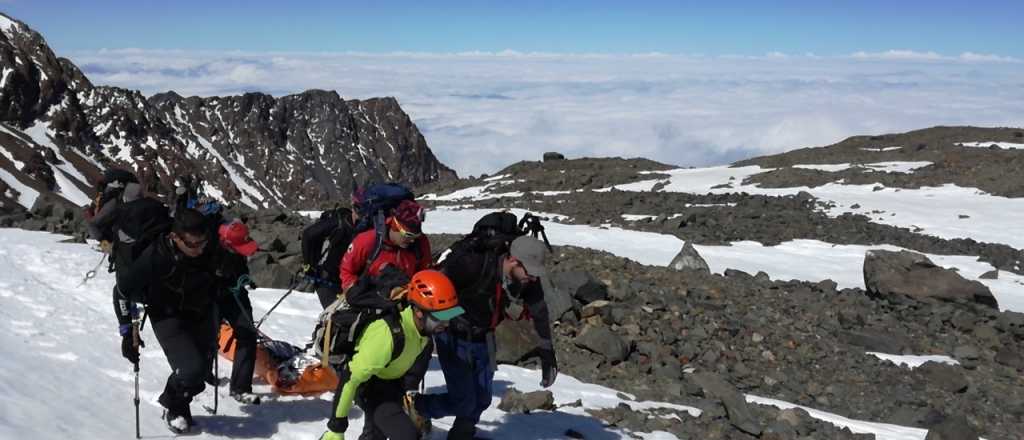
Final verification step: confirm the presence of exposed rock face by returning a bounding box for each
[0,13,456,211]
[863,249,997,308]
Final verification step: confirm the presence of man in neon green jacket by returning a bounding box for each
[322,270,464,440]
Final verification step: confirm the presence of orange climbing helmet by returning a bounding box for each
[406,270,465,321]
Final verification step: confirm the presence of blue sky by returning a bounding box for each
[5,0,1024,56]
[3,2,1023,176]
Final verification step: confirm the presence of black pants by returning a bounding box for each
[317,283,340,309]
[151,311,218,414]
[329,368,417,440]
[356,377,418,440]
[218,292,257,394]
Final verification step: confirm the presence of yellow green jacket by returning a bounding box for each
[333,306,429,419]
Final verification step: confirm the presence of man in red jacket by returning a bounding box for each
[339,199,431,292]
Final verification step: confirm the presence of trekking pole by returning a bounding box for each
[212,354,219,414]
[254,270,304,330]
[131,314,144,439]
[78,253,107,287]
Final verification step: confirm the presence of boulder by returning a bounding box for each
[917,362,968,393]
[863,250,997,308]
[542,152,566,162]
[668,241,710,273]
[498,388,555,413]
[494,319,541,364]
[541,277,573,321]
[925,415,980,440]
[30,192,83,222]
[839,328,910,353]
[575,279,609,304]
[573,324,630,363]
[688,372,762,436]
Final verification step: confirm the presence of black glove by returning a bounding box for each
[327,416,348,433]
[539,348,558,388]
[121,334,142,364]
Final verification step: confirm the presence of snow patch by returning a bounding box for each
[792,162,930,173]
[866,353,960,368]
[609,165,1024,249]
[860,146,904,152]
[0,167,38,208]
[957,141,1024,150]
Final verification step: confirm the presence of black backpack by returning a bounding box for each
[311,267,410,368]
[109,197,171,273]
[312,208,356,275]
[438,211,551,264]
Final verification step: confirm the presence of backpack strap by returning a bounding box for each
[381,311,406,363]
[363,211,388,276]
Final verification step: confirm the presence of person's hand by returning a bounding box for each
[319,431,343,440]
[100,240,113,254]
[121,333,142,364]
[539,348,558,387]
[324,417,347,439]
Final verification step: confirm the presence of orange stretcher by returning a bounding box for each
[217,323,339,395]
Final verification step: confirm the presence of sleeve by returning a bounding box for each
[112,285,134,327]
[87,199,119,241]
[523,280,554,350]
[416,237,432,271]
[117,238,172,295]
[403,338,433,391]
[332,320,394,419]
[340,233,370,291]
[302,213,338,267]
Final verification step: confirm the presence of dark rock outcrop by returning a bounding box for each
[863,250,997,308]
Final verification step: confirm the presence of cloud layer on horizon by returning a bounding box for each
[67,49,1024,176]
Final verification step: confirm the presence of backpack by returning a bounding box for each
[353,183,419,272]
[354,183,415,233]
[109,197,172,273]
[307,208,355,279]
[439,211,553,263]
[311,267,410,368]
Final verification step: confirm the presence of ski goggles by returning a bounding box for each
[389,217,421,240]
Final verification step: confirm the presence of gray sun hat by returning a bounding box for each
[509,236,549,278]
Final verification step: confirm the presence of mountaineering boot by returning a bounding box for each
[163,408,191,434]
[231,391,262,405]
[403,392,431,439]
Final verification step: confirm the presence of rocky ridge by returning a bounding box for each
[0,13,455,213]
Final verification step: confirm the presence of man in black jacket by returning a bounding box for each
[413,236,558,440]
[117,209,220,434]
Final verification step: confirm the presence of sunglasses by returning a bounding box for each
[173,234,208,250]
[389,217,421,240]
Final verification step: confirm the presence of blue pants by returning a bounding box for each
[416,331,493,439]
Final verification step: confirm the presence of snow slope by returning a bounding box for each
[0,229,691,439]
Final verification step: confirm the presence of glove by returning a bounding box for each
[121,333,142,364]
[539,348,558,388]
[326,416,348,436]
[302,263,313,274]
[319,431,344,440]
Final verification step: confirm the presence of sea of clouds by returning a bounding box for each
[68,49,1024,176]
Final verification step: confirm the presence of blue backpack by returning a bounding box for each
[353,183,417,272]
[354,183,415,232]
